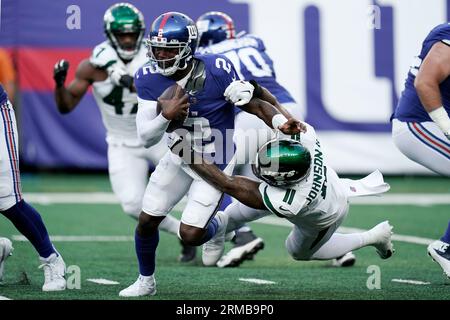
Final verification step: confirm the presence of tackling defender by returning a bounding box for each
[119,12,302,297]
[196,11,355,268]
[52,3,195,262]
[0,84,66,291]
[391,22,450,279]
[175,110,394,268]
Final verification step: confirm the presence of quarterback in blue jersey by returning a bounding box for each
[0,84,66,291]
[119,12,302,297]
[391,23,450,279]
[196,11,355,268]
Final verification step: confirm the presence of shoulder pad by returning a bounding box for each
[90,42,118,70]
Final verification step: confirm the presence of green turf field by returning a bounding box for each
[0,173,449,300]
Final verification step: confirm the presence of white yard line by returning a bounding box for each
[238,278,276,285]
[24,193,450,206]
[86,278,120,285]
[256,216,435,245]
[0,296,12,300]
[391,279,431,285]
[11,192,441,246]
[12,235,133,242]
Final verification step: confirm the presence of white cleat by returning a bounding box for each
[367,221,395,259]
[202,212,229,266]
[0,238,13,282]
[39,253,66,292]
[427,240,450,279]
[331,251,356,267]
[119,275,156,297]
[217,237,264,268]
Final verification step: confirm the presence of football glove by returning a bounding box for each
[108,66,134,90]
[53,60,69,87]
[224,80,254,106]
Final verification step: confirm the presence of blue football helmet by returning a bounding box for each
[146,12,198,76]
[196,11,235,47]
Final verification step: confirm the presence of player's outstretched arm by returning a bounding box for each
[225,80,305,135]
[415,41,450,139]
[170,138,266,210]
[53,59,97,114]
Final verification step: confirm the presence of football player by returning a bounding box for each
[119,11,302,297]
[175,109,394,268]
[52,3,196,262]
[391,23,450,279]
[196,11,355,268]
[0,85,66,291]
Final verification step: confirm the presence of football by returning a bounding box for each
[156,84,187,133]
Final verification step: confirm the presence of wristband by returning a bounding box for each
[428,106,450,133]
[272,114,288,129]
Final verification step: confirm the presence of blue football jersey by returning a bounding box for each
[393,23,450,122]
[0,84,8,105]
[135,54,238,169]
[198,34,296,111]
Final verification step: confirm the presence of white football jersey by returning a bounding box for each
[90,41,148,146]
[258,124,348,230]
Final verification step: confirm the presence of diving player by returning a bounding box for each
[0,84,66,291]
[391,22,450,279]
[176,108,394,268]
[53,3,195,262]
[119,11,302,297]
[196,11,355,268]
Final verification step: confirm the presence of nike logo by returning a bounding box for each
[278,206,291,213]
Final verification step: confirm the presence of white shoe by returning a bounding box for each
[331,251,356,267]
[39,253,66,291]
[427,240,450,279]
[119,275,156,297]
[366,221,394,259]
[0,238,13,282]
[202,212,229,266]
[217,237,264,268]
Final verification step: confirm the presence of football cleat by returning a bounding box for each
[178,240,197,263]
[119,275,156,297]
[202,212,228,266]
[331,251,356,267]
[39,253,66,292]
[0,238,13,282]
[427,240,450,279]
[367,221,395,259]
[217,234,264,268]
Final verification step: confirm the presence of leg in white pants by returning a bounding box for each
[108,143,180,235]
[392,119,450,176]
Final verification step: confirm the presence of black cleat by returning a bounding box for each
[178,240,197,263]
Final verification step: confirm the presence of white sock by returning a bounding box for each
[311,233,366,260]
[158,215,180,235]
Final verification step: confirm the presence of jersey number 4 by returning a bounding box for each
[102,86,137,115]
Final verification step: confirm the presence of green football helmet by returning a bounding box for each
[252,138,312,187]
[103,3,145,60]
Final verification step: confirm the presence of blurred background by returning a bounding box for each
[0,0,449,174]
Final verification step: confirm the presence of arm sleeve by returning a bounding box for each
[136,97,170,148]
